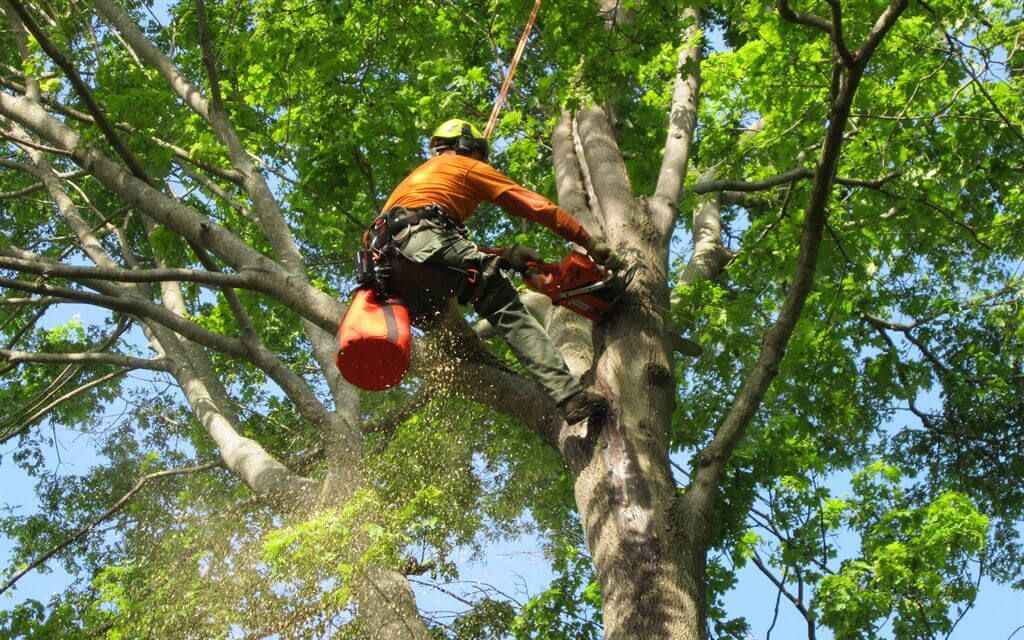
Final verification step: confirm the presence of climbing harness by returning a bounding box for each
[359,205,488,312]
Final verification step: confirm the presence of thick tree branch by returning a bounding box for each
[417,311,563,449]
[0,90,343,332]
[552,111,594,228]
[679,194,731,285]
[576,106,634,229]
[676,121,768,287]
[90,0,347,409]
[653,6,701,232]
[134,218,325,513]
[0,459,223,596]
[90,0,312,278]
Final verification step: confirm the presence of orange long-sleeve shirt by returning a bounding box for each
[381,154,592,247]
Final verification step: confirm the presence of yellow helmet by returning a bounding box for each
[429,119,488,159]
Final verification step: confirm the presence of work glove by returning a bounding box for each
[503,244,543,271]
[586,238,625,271]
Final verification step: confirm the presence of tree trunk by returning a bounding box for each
[571,195,709,638]
[556,101,707,637]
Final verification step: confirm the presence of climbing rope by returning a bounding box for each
[483,0,543,140]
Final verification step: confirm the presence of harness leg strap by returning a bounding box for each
[460,256,515,316]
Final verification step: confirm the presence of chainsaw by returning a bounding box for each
[482,248,631,323]
[519,251,703,356]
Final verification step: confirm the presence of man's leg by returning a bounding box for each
[420,233,579,402]
[474,271,606,423]
[405,230,602,420]
[473,271,581,404]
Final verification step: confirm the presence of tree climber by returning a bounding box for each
[366,119,623,423]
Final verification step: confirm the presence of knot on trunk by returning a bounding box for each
[644,362,672,386]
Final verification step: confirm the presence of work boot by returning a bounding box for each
[558,389,608,424]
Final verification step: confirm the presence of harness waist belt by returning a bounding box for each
[379,204,466,239]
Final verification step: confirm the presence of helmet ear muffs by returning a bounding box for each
[455,123,476,157]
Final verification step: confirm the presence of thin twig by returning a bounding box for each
[0,459,223,596]
[6,0,158,187]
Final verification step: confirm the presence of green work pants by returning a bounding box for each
[392,223,581,404]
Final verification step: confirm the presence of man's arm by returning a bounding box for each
[466,160,624,269]
[494,187,591,247]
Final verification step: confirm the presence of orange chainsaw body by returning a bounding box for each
[522,251,627,323]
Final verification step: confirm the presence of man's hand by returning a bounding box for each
[586,238,625,271]
[503,244,543,271]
